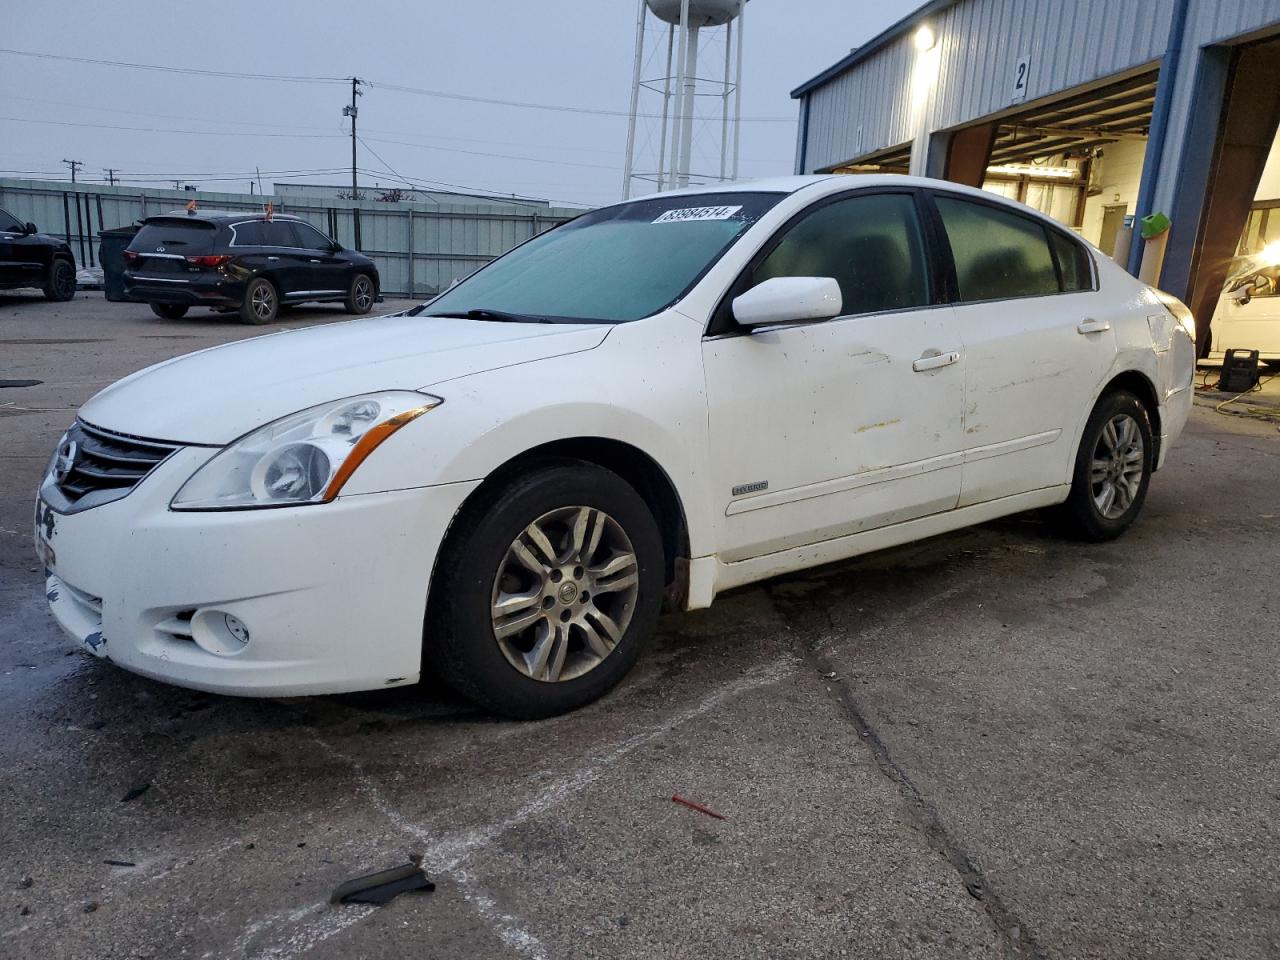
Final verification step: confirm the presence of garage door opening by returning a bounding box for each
[942,71,1158,258]
[1174,34,1280,360]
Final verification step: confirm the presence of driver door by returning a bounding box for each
[701,190,966,563]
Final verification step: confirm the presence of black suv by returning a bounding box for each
[0,206,77,301]
[123,211,380,324]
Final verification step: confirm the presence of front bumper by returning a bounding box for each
[38,446,478,696]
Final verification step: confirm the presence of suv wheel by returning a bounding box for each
[1056,390,1153,541]
[344,273,374,315]
[240,277,278,325]
[43,259,76,302]
[150,303,189,320]
[427,460,664,719]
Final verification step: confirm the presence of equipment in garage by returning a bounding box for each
[1219,348,1261,392]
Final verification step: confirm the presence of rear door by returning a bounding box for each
[928,192,1117,505]
[230,220,301,295]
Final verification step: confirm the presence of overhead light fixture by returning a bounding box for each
[914,24,936,52]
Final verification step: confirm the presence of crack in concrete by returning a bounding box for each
[764,582,1047,960]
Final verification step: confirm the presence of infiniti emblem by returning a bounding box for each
[155,245,166,253]
[53,438,78,485]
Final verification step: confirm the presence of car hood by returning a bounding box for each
[79,314,611,444]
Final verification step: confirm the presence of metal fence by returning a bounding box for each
[0,178,584,298]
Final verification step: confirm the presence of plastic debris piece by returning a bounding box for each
[672,794,727,821]
[103,860,136,868]
[120,784,150,803]
[330,860,435,906]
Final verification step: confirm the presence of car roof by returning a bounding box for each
[148,209,305,225]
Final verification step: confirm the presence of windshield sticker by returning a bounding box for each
[652,205,743,224]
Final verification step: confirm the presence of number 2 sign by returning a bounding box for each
[1011,56,1030,103]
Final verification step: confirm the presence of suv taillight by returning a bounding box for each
[123,250,138,263]
[186,255,232,267]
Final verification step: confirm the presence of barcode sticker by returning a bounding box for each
[652,205,743,224]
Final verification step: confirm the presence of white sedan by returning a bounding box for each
[35,176,1196,718]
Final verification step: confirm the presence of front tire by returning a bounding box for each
[43,259,76,302]
[426,460,664,719]
[344,273,375,315]
[1056,390,1153,541]
[239,277,278,325]
[150,303,189,320]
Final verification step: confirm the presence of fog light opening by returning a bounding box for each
[191,609,252,657]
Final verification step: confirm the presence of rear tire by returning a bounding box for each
[344,273,375,315]
[43,259,76,302]
[426,460,664,719]
[1055,390,1153,541]
[239,277,278,325]
[150,303,189,320]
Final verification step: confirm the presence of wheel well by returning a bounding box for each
[461,438,690,584]
[1101,370,1162,465]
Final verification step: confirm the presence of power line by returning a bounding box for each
[0,47,348,84]
[0,46,795,122]
[0,116,339,138]
[61,158,82,183]
[363,135,621,172]
[367,78,794,122]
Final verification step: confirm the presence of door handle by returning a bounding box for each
[310,259,321,263]
[912,350,961,372]
[267,256,280,261]
[1077,318,1111,334]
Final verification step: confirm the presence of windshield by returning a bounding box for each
[418,192,784,324]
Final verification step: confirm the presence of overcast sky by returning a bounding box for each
[1,0,917,208]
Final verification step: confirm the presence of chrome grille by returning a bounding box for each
[54,420,180,506]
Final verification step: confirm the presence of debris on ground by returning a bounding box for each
[103,860,136,867]
[18,875,33,889]
[330,857,435,906]
[82,902,98,913]
[120,784,150,803]
[672,794,727,821]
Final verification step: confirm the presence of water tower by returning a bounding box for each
[622,0,748,198]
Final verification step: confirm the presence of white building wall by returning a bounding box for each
[1079,139,1148,246]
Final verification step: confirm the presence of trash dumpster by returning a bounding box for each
[99,224,140,302]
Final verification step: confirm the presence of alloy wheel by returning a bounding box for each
[490,505,640,683]
[54,263,75,299]
[353,277,372,311]
[252,283,275,321]
[1089,413,1144,520]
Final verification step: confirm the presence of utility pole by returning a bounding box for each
[342,77,363,199]
[103,168,117,186]
[61,159,82,183]
[249,180,255,196]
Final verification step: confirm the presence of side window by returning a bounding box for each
[293,222,333,251]
[751,193,930,316]
[0,209,21,232]
[934,196,1059,301]
[263,221,297,247]
[1048,230,1093,292]
[231,221,265,246]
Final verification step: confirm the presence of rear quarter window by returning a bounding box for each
[1048,230,1094,292]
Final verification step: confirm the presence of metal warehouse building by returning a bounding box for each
[791,0,1280,357]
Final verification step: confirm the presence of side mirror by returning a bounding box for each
[24,222,38,235]
[1229,284,1252,306]
[732,276,843,330]
[330,241,342,252]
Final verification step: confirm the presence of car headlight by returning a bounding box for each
[171,391,441,510]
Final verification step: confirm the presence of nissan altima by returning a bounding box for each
[35,176,1196,718]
